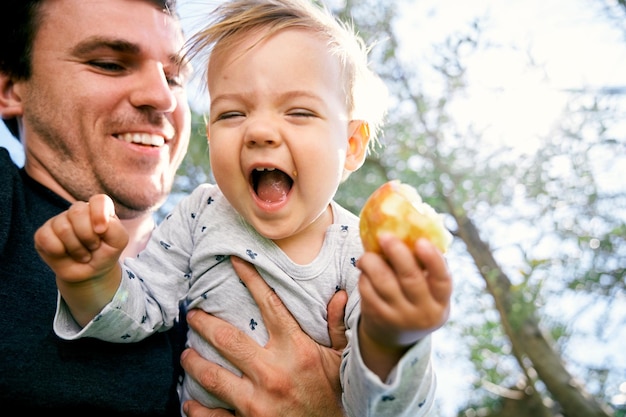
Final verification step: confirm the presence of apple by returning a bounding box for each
[359,180,452,254]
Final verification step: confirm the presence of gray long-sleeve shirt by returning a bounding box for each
[55,183,435,416]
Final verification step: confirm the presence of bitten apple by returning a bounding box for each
[359,180,452,254]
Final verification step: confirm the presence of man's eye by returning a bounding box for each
[167,74,185,88]
[89,61,125,72]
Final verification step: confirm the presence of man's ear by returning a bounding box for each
[344,120,370,172]
[0,73,24,120]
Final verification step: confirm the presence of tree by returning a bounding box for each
[331,1,624,416]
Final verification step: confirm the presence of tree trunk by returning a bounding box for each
[452,212,613,417]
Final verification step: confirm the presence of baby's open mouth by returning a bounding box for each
[251,168,293,203]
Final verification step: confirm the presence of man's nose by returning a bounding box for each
[129,62,177,113]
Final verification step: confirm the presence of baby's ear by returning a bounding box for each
[344,120,370,172]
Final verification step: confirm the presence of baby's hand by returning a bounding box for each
[357,235,452,348]
[34,194,128,282]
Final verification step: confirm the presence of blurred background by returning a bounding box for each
[3,1,624,416]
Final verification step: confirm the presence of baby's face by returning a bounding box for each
[206,28,361,249]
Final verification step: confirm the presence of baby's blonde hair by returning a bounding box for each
[185,0,388,148]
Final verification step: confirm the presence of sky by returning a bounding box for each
[1,0,625,414]
[402,0,625,154]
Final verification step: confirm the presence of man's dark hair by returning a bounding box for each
[0,0,178,138]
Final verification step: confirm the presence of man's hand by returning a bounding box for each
[181,256,348,417]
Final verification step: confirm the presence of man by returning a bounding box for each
[0,0,346,415]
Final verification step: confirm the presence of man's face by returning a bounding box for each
[13,0,191,218]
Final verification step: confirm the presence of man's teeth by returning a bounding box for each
[118,133,165,147]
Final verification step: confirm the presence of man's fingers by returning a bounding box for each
[326,289,347,351]
[184,258,348,417]
[183,399,235,417]
[230,256,301,339]
[230,256,275,305]
[186,308,262,375]
[180,345,245,410]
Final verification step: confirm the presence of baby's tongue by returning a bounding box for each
[256,170,291,203]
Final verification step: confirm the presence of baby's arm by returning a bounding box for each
[34,194,128,327]
[356,235,452,380]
